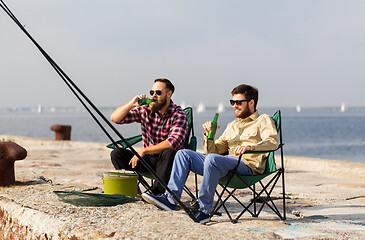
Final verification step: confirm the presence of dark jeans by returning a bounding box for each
[110,147,177,195]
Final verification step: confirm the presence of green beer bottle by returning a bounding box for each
[207,113,219,140]
[138,98,155,106]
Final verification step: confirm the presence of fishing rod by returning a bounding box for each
[0,1,116,146]
[0,0,197,222]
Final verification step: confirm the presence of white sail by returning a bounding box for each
[197,102,206,113]
[217,102,225,113]
[296,105,301,113]
[37,104,42,113]
[340,102,348,112]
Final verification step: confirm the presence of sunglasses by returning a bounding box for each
[229,99,250,106]
[150,90,162,96]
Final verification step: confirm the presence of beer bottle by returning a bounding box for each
[207,113,219,140]
[138,98,155,106]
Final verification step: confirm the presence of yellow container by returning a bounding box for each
[102,172,138,197]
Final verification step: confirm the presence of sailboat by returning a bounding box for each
[197,102,206,113]
[296,105,301,113]
[37,104,43,113]
[340,102,348,112]
[217,102,225,113]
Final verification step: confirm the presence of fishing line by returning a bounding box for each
[0,0,197,222]
[0,1,117,146]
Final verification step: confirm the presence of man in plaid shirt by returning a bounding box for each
[110,78,188,194]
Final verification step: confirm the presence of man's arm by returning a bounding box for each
[129,140,172,168]
[203,121,228,155]
[164,111,188,150]
[110,94,146,123]
[140,140,172,155]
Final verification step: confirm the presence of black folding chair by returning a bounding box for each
[210,110,286,223]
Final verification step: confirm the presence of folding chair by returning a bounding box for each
[210,110,286,223]
[107,107,199,201]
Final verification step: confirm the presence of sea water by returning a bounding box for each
[1,106,364,163]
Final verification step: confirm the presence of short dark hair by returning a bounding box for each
[231,84,259,110]
[154,78,175,94]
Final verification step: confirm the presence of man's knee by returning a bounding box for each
[204,154,220,168]
[204,154,233,178]
[110,148,119,160]
[160,148,176,156]
[159,148,177,162]
[174,149,197,167]
[175,149,190,160]
[177,149,195,157]
[110,148,125,161]
[110,148,130,169]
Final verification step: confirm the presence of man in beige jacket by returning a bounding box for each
[142,84,279,223]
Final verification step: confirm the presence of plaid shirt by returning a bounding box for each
[119,100,188,150]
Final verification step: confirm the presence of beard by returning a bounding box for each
[234,107,251,119]
[149,95,168,113]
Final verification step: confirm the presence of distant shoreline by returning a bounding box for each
[2,105,365,113]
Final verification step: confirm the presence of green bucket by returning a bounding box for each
[102,171,138,197]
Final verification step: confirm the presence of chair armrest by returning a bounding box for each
[244,143,284,154]
[233,143,284,170]
[106,135,143,149]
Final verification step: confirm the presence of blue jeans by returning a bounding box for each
[166,149,253,214]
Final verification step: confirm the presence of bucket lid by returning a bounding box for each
[103,171,138,179]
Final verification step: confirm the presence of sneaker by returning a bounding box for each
[141,193,176,211]
[193,210,210,224]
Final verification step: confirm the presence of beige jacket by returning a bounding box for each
[204,111,279,174]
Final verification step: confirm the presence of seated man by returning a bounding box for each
[142,84,279,223]
[110,78,188,195]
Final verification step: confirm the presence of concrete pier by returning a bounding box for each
[0,135,364,239]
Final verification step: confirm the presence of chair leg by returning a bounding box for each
[253,184,257,217]
[181,171,200,210]
[214,170,286,222]
[211,186,236,222]
[229,171,285,221]
[220,189,236,222]
[183,184,200,210]
[136,173,153,194]
[194,172,199,199]
[281,169,286,220]
[214,183,256,222]
[254,172,285,220]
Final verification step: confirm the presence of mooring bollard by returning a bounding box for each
[0,141,27,186]
[50,124,72,140]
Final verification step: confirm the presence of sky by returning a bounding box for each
[1,0,365,109]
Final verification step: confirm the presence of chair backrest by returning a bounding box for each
[264,110,282,174]
[183,107,197,151]
[272,110,281,132]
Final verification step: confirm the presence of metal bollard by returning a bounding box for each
[50,124,72,140]
[0,142,27,186]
